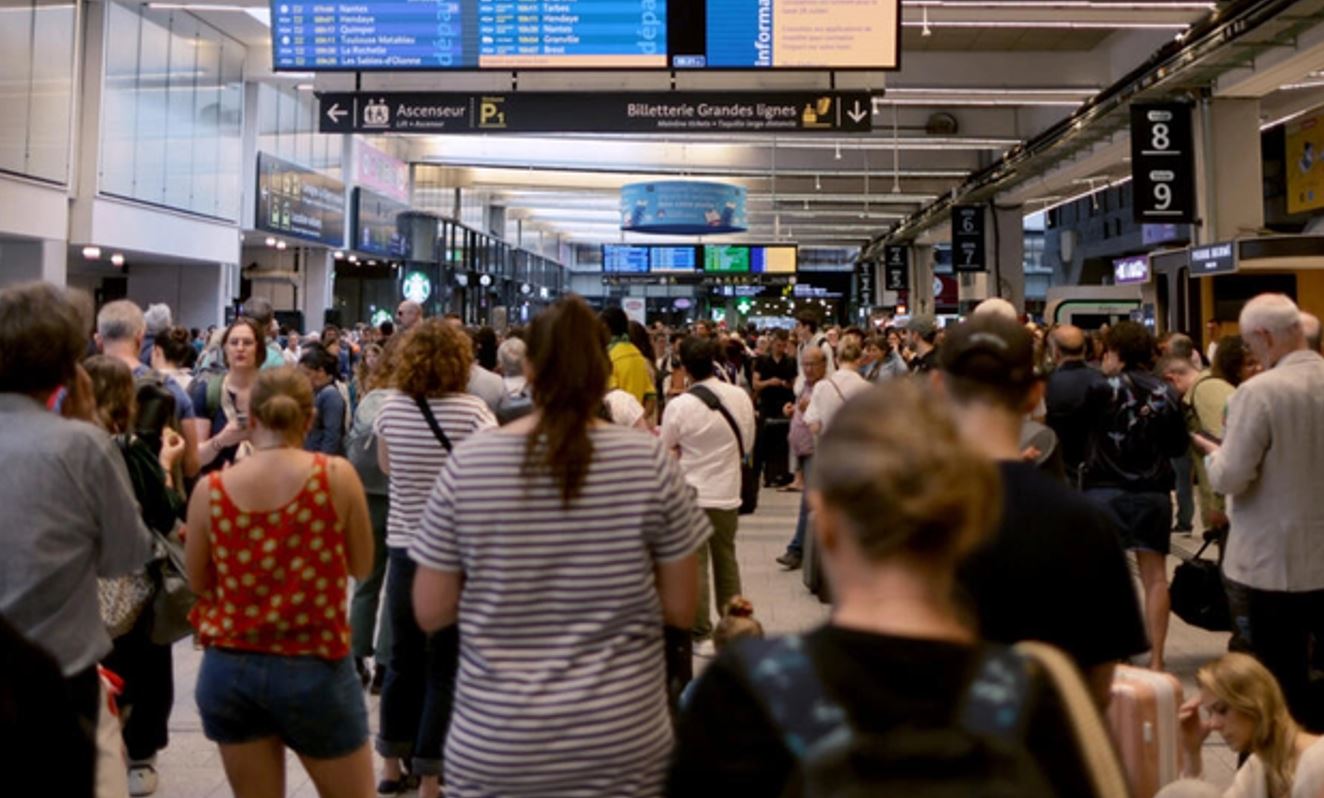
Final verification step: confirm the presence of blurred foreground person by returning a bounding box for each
[671,381,1123,796]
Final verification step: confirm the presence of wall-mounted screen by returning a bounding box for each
[256,153,345,247]
[703,245,751,273]
[271,0,899,71]
[1113,255,1150,285]
[751,245,797,273]
[649,245,699,272]
[352,188,410,257]
[602,244,651,273]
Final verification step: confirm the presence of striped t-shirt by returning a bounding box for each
[410,426,710,797]
[373,390,496,549]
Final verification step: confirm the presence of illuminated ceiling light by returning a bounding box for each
[921,5,932,36]
[333,250,345,259]
[295,83,315,92]
[348,255,359,263]
[815,174,822,191]
[81,246,101,260]
[264,237,276,247]
[834,143,842,160]
[110,253,125,267]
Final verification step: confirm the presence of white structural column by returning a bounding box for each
[911,244,936,316]
[301,249,335,329]
[1195,98,1264,243]
[0,239,67,287]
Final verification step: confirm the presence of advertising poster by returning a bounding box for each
[1287,112,1324,215]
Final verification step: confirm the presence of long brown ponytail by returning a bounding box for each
[523,296,610,506]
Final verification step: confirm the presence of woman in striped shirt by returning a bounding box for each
[373,320,497,798]
[411,296,709,797]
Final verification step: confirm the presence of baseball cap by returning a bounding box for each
[938,316,1037,387]
[905,315,938,338]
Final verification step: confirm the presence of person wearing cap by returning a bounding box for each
[1082,321,1189,672]
[936,316,1148,709]
[905,315,940,374]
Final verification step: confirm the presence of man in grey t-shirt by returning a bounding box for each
[0,283,153,702]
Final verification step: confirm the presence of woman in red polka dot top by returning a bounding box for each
[184,366,375,798]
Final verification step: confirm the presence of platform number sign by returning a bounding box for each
[1130,103,1195,224]
[952,205,986,273]
[883,244,909,291]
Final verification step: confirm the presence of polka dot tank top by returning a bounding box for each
[191,454,351,660]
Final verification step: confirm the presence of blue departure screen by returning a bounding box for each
[271,1,897,71]
[649,245,697,272]
[271,1,669,69]
[603,244,650,272]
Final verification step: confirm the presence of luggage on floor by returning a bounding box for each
[1107,665,1183,798]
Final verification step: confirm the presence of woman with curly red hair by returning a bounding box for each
[372,319,496,798]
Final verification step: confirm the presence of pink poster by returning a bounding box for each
[355,140,409,204]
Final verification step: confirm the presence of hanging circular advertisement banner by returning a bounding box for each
[620,181,747,235]
[403,271,432,303]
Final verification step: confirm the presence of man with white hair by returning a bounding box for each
[139,303,172,365]
[1195,293,1324,729]
[971,296,1019,322]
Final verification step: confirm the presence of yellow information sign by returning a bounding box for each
[1287,112,1324,214]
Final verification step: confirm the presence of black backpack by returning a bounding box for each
[733,636,1056,798]
[134,370,177,455]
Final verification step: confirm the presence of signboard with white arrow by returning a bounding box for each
[318,91,875,135]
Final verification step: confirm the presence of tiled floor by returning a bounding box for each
[150,487,1234,796]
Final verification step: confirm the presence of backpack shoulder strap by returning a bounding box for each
[413,395,453,452]
[730,635,848,759]
[958,646,1034,739]
[689,384,745,454]
[206,374,224,419]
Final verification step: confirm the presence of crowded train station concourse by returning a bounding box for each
[4,0,1324,795]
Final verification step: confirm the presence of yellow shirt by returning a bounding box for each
[609,340,656,406]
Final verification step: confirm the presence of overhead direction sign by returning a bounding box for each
[318,91,874,135]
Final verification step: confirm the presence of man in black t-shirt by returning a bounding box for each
[752,329,798,487]
[936,316,1149,709]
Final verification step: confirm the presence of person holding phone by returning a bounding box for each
[189,318,265,474]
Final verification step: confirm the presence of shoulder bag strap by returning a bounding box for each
[1014,642,1131,798]
[689,384,745,454]
[825,374,845,402]
[412,395,453,452]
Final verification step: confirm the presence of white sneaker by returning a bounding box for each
[128,763,158,796]
[694,639,717,658]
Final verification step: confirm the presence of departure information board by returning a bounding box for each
[649,245,698,272]
[271,0,898,70]
[602,244,651,273]
[704,245,751,273]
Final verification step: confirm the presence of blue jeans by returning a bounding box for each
[375,548,458,776]
[1171,453,1194,529]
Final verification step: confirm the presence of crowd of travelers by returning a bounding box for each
[1,279,1322,798]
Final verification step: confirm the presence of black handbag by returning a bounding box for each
[688,385,758,515]
[1170,536,1232,632]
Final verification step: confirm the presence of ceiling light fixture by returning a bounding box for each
[834,143,842,160]
[921,5,932,36]
[81,246,101,260]
[110,253,126,267]
[275,240,288,250]
[264,237,276,247]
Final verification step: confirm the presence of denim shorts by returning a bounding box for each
[196,648,369,759]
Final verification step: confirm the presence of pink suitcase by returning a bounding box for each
[1108,665,1183,798]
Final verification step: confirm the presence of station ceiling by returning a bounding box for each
[181,0,1324,250]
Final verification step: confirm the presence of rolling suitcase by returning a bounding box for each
[1107,665,1183,798]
